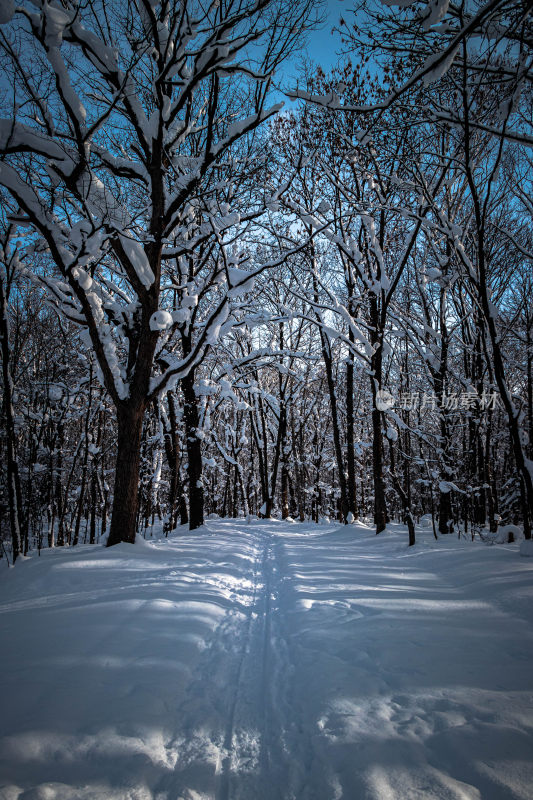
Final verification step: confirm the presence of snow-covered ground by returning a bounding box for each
[1,520,533,800]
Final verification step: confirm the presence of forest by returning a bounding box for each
[0,0,532,561]
[1,3,533,799]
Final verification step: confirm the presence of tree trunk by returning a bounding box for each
[462,101,533,539]
[346,351,359,520]
[89,470,97,545]
[371,402,387,533]
[107,404,144,546]
[313,271,349,522]
[181,370,204,530]
[265,402,286,518]
[164,391,187,530]
[369,294,387,534]
[0,271,23,562]
[390,442,415,547]
[527,312,533,462]
[250,407,268,513]
[281,455,290,519]
[435,282,454,535]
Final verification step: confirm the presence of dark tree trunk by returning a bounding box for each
[250,410,267,513]
[291,416,305,521]
[484,420,498,533]
[437,290,454,535]
[371,403,387,533]
[324,348,349,522]
[527,313,533,462]
[72,468,87,548]
[312,428,320,522]
[265,402,286,518]
[181,369,204,530]
[249,387,270,515]
[237,463,249,517]
[101,468,108,537]
[232,463,239,518]
[345,285,359,521]
[73,385,92,548]
[89,411,103,544]
[346,352,359,521]
[312,271,349,522]
[369,347,387,532]
[462,96,533,539]
[164,391,187,529]
[56,426,66,547]
[107,404,144,546]
[368,293,387,534]
[479,284,533,540]
[89,470,97,545]
[0,273,23,563]
[438,489,453,536]
[281,456,290,519]
[390,442,415,546]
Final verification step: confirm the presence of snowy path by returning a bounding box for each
[1,521,533,800]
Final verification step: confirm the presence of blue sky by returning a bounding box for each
[279,0,352,88]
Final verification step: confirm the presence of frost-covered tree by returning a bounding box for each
[0,0,317,545]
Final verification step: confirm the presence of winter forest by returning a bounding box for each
[0,0,532,557]
[1,0,533,798]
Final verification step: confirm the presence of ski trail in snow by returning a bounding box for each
[257,537,289,796]
[215,532,268,800]
[212,526,301,800]
[151,531,266,800]
[216,530,289,800]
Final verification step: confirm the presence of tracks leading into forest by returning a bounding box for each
[214,531,293,800]
[152,525,295,800]
[215,533,271,800]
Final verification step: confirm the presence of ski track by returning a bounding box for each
[0,520,533,800]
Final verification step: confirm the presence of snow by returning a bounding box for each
[0,162,54,231]
[171,308,190,324]
[439,480,462,494]
[227,267,255,299]
[497,525,525,544]
[205,302,230,345]
[520,539,533,557]
[386,425,398,441]
[422,0,450,31]
[422,46,460,86]
[71,266,93,291]
[0,0,14,25]
[42,5,72,48]
[149,309,173,331]
[0,520,532,800]
[227,105,283,140]
[46,47,87,124]
[425,267,442,282]
[180,293,198,309]
[119,235,155,289]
